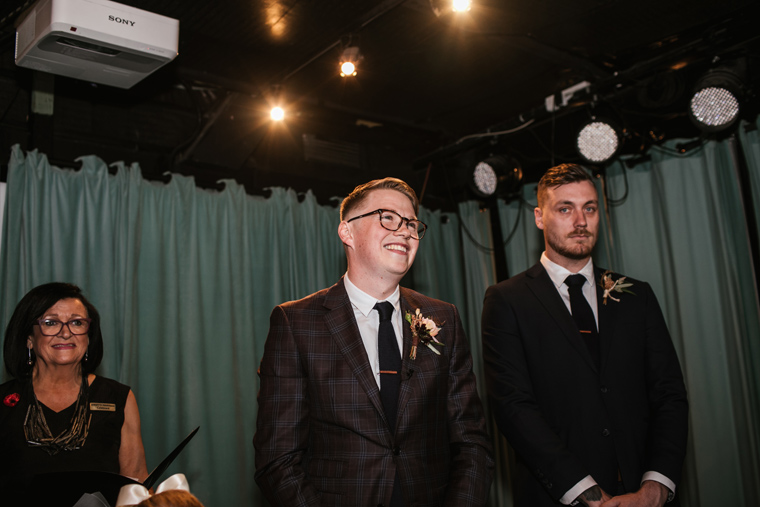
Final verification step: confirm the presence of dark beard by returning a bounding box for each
[548,232,596,260]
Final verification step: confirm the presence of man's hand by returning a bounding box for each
[578,485,613,507]
[601,481,669,507]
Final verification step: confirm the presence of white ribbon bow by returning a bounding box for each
[115,473,190,506]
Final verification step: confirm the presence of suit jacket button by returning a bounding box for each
[602,428,610,437]
[393,446,401,455]
[600,386,608,393]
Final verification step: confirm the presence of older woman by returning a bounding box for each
[0,282,148,484]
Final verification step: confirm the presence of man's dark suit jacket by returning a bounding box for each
[254,277,494,506]
[481,263,688,506]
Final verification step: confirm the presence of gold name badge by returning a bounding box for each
[90,403,116,412]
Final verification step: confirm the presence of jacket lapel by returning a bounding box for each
[322,278,388,427]
[595,267,617,376]
[396,290,424,431]
[525,263,599,372]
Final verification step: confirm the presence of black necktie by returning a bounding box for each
[375,301,401,430]
[374,301,403,507]
[564,274,600,369]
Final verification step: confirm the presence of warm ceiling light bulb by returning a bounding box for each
[270,106,284,121]
[339,46,361,77]
[340,61,356,77]
[452,0,472,12]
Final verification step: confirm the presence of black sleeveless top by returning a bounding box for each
[0,376,130,481]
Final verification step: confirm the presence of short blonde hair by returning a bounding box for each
[340,177,419,221]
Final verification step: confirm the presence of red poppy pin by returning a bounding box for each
[3,393,20,407]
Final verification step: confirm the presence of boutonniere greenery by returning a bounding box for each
[3,392,20,407]
[405,308,444,360]
[600,270,635,305]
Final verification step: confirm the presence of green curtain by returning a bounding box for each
[0,145,493,506]
[0,182,5,253]
[494,127,760,507]
[740,124,760,230]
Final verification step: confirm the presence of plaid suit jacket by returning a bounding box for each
[254,277,494,506]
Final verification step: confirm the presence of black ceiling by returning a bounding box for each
[1,0,759,210]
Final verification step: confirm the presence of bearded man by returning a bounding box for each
[481,164,688,507]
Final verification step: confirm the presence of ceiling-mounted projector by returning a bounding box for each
[15,0,179,89]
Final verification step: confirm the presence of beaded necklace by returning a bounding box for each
[23,374,92,455]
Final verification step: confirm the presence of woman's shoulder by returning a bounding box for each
[90,375,132,404]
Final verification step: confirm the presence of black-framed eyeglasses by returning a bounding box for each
[346,209,427,240]
[35,318,92,336]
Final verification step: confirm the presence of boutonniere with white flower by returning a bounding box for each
[600,270,635,305]
[405,309,445,360]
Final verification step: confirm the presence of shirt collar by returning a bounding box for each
[344,274,401,317]
[540,252,595,290]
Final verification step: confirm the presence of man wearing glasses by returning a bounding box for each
[254,177,493,507]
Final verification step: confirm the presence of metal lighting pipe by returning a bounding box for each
[489,201,510,282]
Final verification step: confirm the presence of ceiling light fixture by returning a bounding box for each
[270,106,284,121]
[339,46,361,77]
[431,0,472,17]
[452,0,472,12]
[576,118,621,164]
[469,155,523,199]
[688,59,747,134]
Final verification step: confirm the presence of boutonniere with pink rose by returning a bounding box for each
[405,309,445,360]
[599,270,635,305]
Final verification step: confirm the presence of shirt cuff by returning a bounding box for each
[641,472,676,502]
[560,475,597,505]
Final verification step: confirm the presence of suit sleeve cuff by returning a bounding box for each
[560,476,596,505]
[641,472,676,502]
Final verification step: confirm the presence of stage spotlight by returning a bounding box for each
[270,106,284,121]
[432,0,472,16]
[689,60,746,133]
[339,46,361,77]
[452,0,472,12]
[470,155,523,199]
[576,119,620,164]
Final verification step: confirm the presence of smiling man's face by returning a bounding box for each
[342,188,419,289]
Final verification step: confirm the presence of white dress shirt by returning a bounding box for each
[540,252,598,327]
[344,274,404,389]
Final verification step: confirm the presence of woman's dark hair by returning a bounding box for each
[3,282,104,378]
